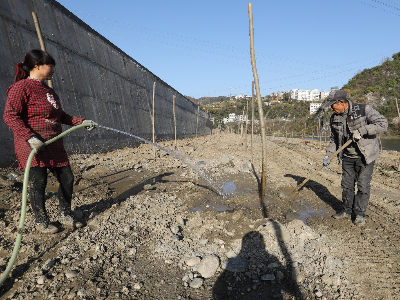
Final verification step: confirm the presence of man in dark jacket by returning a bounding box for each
[323,90,388,225]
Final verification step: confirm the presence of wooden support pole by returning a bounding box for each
[240,109,244,137]
[32,12,53,88]
[204,109,207,138]
[196,106,199,138]
[251,81,255,163]
[248,3,267,199]
[173,95,177,150]
[318,121,322,149]
[152,82,156,159]
[245,100,249,151]
[395,98,400,171]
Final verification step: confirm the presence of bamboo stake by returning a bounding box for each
[152,82,156,159]
[318,121,322,149]
[251,81,254,163]
[240,109,244,137]
[204,109,207,138]
[196,106,199,138]
[173,95,177,149]
[248,3,267,199]
[245,100,249,151]
[395,98,400,171]
[32,12,53,88]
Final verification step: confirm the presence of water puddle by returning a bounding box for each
[221,181,237,195]
[189,202,233,213]
[98,125,226,196]
[293,199,330,223]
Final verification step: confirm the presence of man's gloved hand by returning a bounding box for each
[82,120,98,131]
[323,156,331,166]
[352,130,362,141]
[28,136,44,154]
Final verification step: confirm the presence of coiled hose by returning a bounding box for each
[0,123,89,287]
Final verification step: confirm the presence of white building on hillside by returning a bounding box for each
[290,89,320,101]
[310,89,320,101]
[235,95,250,100]
[237,115,248,122]
[310,103,322,114]
[222,113,249,124]
[228,113,237,122]
[320,91,331,100]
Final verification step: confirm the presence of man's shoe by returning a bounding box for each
[58,215,83,229]
[353,215,365,226]
[332,211,351,219]
[36,223,58,234]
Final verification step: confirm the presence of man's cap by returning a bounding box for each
[321,90,347,110]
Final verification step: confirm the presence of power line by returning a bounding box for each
[105,32,389,88]
[72,10,334,68]
[72,14,398,98]
[193,53,386,97]
[91,25,331,73]
[193,60,382,98]
[372,0,400,11]
[381,0,400,8]
[89,23,390,75]
[354,0,400,17]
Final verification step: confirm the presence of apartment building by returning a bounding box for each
[310,103,322,114]
[320,91,331,100]
[290,89,320,101]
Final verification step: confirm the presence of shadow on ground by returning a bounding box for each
[284,174,343,213]
[213,174,305,300]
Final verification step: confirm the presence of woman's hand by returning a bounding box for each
[28,136,44,153]
[82,120,98,131]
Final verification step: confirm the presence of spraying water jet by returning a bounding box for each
[98,125,235,197]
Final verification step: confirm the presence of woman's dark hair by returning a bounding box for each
[14,49,56,83]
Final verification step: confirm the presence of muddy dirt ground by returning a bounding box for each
[1,132,400,299]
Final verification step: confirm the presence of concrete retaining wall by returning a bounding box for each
[0,0,209,167]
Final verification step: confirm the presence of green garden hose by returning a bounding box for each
[0,123,89,287]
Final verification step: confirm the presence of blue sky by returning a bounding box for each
[56,0,399,99]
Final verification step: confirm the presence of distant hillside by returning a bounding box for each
[342,51,400,131]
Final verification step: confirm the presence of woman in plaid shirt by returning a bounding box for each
[4,49,97,234]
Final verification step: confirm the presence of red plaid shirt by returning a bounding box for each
[3,78,84,169]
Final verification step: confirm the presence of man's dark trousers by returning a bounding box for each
[341,156,375,217]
